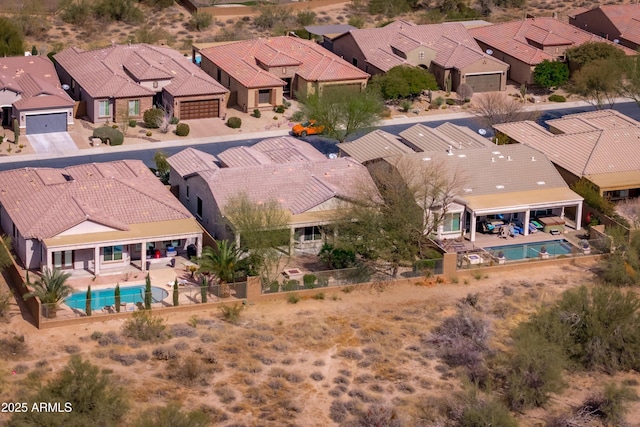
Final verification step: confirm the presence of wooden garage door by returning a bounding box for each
[180,99,219,120]
[465,74,501,93]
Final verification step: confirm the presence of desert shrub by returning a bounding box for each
[548,94,566,102]
[167,355,209,386]
[170,324,197,338]
[571,178,614,216]
[253,109,261,118]
[152,346,179,360]
[220,303,243,324]
[414,259,436,272]
[128,119,137,127]
[143,108,164,129]
[459,398,518,427]
[319,243,356,269]
[399,99,412,112]
[338,348,363,360]
[351,404,402,427]
[135,351,150,362]
[310,372,324,381]
[312,292,325,300]
[93,127,124,146]
[274,105,285,113]
[504,333,566,410]
[175,123,190,137]
[131,402,209,427]
[303,274,317,288]
[109,351,137,366]
[446,98,456,105]
[9,356,128,426]
[188,11,212,31]
[122,310,167,342]
[427,308,490,380]
[515,285,640,373]
[0,335,28,358]
[226,117,242,128]
[329,400,348,423]
[282,279,300,292]
[287,293,300,304]
[578,383,637,425]
[290,110,304,121]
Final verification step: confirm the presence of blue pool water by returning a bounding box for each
[65,285,168,311]
[485,239,573,261]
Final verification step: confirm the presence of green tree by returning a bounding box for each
[93,0,143,24]
[153,150,170,183]
[566,41,626,71]
[9,356,129,427]
[254,4,293,31]
[85,286,92,316]
[197,241,243,297]
[618,55,640,107]
[132,402,209,427]
[144,273,152,310]
[368,0,411,17]
[567,59,622,109]
[188,11,213,32]
[23,267,73,318]
[172,280,179,306]
[369,65,438,100]
[59,0,93,26]
[299,87,384,142]
[114,284,121,313]
[533,60,569,91]
[296,9,316,26]
[0,17,24,58]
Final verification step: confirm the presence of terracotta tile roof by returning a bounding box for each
[469,18,635,66]
[0,160,194,240]
[55,44,228,99]
[0,56,73,110]
[167,147,219,177]
[201,156,377,216]
[199,36,368,88]
[345,21,504,72]
[400,123,491,152]
[216,136,328,167]
[337,129,415,163]
[494,110,640,178]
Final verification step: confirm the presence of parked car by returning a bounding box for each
[292,120,325,137]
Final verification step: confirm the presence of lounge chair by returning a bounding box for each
[528,223,538,233]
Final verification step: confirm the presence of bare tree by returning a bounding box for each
[456,83,473,105]
[158,99,174,134]
[616,198,640,229]
[473,92,540,129]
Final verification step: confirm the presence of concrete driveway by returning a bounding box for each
[27,132,78,156]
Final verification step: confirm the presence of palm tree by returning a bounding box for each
[197,240,242,298]
[23,267,73,318]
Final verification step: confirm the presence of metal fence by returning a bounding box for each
[263,266,377,294]
[456,238,607,270]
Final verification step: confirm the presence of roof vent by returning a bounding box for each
[418,133,424,137]
[496,185,505,189]
[447,145,453,155]
[507,156,512,161]
[491,157,495,162]
[464,188,473,192]
[492,151,500,155]
[531,156,536,161]
[422,157,431,161]
[537,181,545,185]
[458,154,466,158]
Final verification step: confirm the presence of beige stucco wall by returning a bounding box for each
[459,58,509,91]
[0,90,20,107]
[475,40,536,85]
[114,96,153,122]
[570,10,622,44]
[331,34,377,74]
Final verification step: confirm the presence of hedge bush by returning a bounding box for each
[143,108,163,129]
[274,105,285,113]
[548,94,566,102]
[303,274,317,289]
[93,127,124,146]
[175,123,190,137]
[445,98,456,105]
[226,117,242,129]
[170,116,179,125]
[253,109,261,118]
[128,119,137,128]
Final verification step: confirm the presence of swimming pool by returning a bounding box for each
[485,239,573,261]
[65,284,168,311]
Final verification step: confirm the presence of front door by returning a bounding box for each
[53,250,73,269]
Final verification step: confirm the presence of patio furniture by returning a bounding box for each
[102,305,115,314]
[528,223,538,233]
[537,216,565,234]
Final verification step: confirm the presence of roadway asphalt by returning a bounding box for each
[1,99,639,171]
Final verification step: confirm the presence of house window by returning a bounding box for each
[186,185,190,200]
[295,226,322,242]
[134,243,142,252]
[98,100,110,118]
[258,89,271,104]
[217,68,222,82]
[53,250,73,269]
[128,99,140,116]
[153,81,158,88]
[442,213,461,233]
[197,197,203,218]
[352,58,358,66]
[163,239,181,248]
[103,245,123,262]
[418,51,424,59]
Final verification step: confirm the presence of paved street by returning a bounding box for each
[0,100,639,171]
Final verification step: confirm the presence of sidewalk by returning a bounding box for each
[0,97,620,166]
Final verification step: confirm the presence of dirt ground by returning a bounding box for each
[1,259,639,426]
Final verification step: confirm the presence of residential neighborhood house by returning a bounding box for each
[339,125,583,242]
[494,109,640,201]
[469,17,635,85]
[195,36,369,112]
[54,43,229,124]
[330,20,509,93]
[167,137,379,252]
[0,56,74,135]
[0,160,203,276]
[569,4,640,50]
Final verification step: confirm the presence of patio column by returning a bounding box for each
[575,203,582,231]
[289,227,295,255]
[560,206,565,219]
[94,246,100,276]
[196,236,202,257]
[469,210,477,242]
[524,209,530,236]
[45,247,52,271]
[141,241,147,271]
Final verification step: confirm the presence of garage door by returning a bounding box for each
[465,74,501,93]
[180,99,219,120]
[26,112,67,134]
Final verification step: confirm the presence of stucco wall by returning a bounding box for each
[570,10,621,44]
[474,41,535,85]
[331,34,373,74]
[0,90,20,107]
[114,96,153,121]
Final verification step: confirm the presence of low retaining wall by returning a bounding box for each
[179,0,348,17]
[0,238,39,328]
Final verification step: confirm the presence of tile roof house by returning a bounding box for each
[0,56,74,134]
[0,160,203,276]
[337,122,491,164]
[569,4,640,50]
[196,36,369,112]
[494,109,640,201]
[54,44,229,124]
[330,20,509,92]
[469,17,635,85]
[340,125,583,242]
[167,136,379,251]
